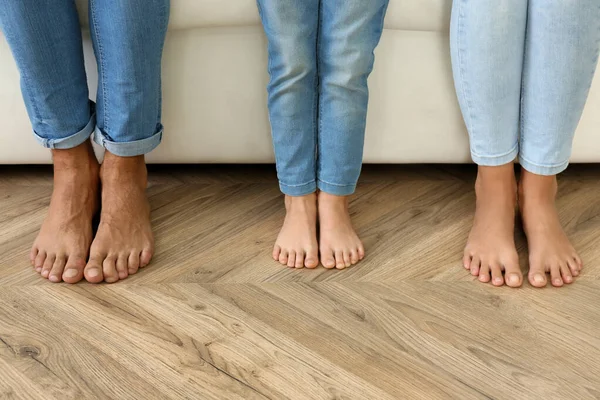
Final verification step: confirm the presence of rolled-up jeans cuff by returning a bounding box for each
[93,124,163,157]
[33,114,95,150]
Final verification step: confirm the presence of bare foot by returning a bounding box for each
[84,153,154,283]
[318,192,364,270]
[463,165,522,287]
[273,194,319,269]
[519,170,582,288]
[31,141,99,284]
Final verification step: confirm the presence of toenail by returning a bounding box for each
[64,269,78,278]
[88,269,100,278]
[508,274,519,285]
[534,274,545,284]
[494,277,502,284]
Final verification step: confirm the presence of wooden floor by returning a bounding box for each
[1,165,599,400]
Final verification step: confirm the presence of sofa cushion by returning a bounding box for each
[75,0,451,33]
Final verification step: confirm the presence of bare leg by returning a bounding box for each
[519,170,582,288]
[463,165,522,287]
[32,141,99,283]
[84,153,153,283]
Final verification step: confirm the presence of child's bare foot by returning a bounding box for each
[318,192,364,270]
[84,153,154,283]
[463,165,522,287]
[31,141,99,284]
[519,170,582,288]
[273,194,319,269]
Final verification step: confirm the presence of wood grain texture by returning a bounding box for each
[1,164,600,400]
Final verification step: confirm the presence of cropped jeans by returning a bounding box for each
[450,0,600,175]
[0,0,170,157]
[257,0,389,196]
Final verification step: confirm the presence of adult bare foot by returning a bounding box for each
[318,192,364,270]
[463,165,522,287]
[519,170,582,288]
[31,141,99,284]
[273,194,319,269]
[84,152,154,283]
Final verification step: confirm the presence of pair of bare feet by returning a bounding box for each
[464,164,582,288]
[273,192,364,269]
[31,141,153,284]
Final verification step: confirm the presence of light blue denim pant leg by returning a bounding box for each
[257,0,389,196]
[450,0,600,176]
[0,0,170,157]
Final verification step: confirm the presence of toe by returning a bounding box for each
[470,256,481,277]
[305,248,319,269]
[350,249,359,265]
[63,256,86,284]
[287,250,296,268]
[574,254,583,270]
[550,263,563,287]
[30,247,38,267]
[84,256,105,283]
[34,251,47,271]
[343,251,351,268]
[321,247,336,269]
[41,254,55,279]
[478,263,490,283]
[568,258,580,277]
[295,251,305,269]
[278,250,288,266]
[490,263,504,286]
[357,245,365,261]
[528,272,547,288]
[102,256,119,283]
[140,249,153,268]
[48,256,66,283]
[334,250,345,270]
[128,252,141,275]
[463,253,472,270]
[272,245,281,261]
[528,258,548,288]
[560,263,573,284]
[504,260,523,288]
[116,255,129,280]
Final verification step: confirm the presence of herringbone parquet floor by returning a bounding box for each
[1,165,599,400]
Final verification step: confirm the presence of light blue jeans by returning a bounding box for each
[0,0,170,157]
[257,0,389,196]
[451,0,600,175]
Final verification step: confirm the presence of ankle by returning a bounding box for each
[518,170,557,204]
[100,152,147,186]
[317,192,349,209]
[52,141,98,173]
[475,165,517,203]
[285,193,317,211]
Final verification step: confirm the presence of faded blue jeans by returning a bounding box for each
[0,0,170,157]
[257,0,389,196]
[451,0,600,175]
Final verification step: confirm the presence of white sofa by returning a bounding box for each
[1,0,599,164]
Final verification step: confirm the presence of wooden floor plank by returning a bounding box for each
[1,165,600,399]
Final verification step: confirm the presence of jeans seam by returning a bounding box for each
[586,5,600,93]
[315,0,322,178]
[471,142,519,160]
[280,179,316,188]
[90,0,109,134]
[519,3,530,153]
[456,0,475,139]
[519,155,569,170]
[317,179,356,188]
[157,1,170,127]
